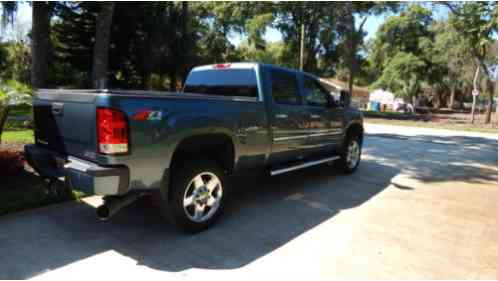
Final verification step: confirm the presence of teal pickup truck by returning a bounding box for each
[25,63,364,232]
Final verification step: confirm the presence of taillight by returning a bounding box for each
[97,107,129,154]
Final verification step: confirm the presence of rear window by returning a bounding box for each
[183,69,258,98]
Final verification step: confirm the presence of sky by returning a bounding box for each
[4,2,449,45]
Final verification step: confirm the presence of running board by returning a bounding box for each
[270,156,340,176]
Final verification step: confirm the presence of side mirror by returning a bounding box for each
[326,94,337,108]
[340,90,351,108]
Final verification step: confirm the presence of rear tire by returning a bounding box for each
[163,159,227,233]
[336,133,362,174]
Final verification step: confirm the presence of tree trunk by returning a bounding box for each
[92,2,115,89]
[0,106,10,145]
[169,72,177,92]
[31,2,51,89]
[346,1,355,96]
[496,80,498,121]
[299,22,305,71]
[485,79,494,124]
[448,85,456,109]
[179,2,190,87]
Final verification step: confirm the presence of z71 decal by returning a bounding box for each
[132,109,163,121]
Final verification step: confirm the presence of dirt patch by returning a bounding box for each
[0,142,26,152]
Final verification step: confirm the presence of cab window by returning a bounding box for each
[302,76,330,107]
[270,69,302,105]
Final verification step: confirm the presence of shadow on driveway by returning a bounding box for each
[0,159,396,278]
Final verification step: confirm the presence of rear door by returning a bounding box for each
[300,75,344,155]
[267,68,310,165]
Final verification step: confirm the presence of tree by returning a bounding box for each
[31,2,53,88]
[428,21,475,108]
[235,40,291,67]
[372,51,426,103]
[92,2,115,89]
[0,1,17,30]
[0,41,31,83]
[443,2,498,123]
[273,2,339,74]
[370,5,434,102]
[335,2,400,95]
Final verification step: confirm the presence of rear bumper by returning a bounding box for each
[25,144,130,196]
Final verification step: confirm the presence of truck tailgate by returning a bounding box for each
[33,91,97,159]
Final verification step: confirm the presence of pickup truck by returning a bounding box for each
[25,62,364,232]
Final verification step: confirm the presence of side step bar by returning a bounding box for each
[270,156,340,176]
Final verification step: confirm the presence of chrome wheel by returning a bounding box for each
[183,172,223,223]
[346,140,360,169]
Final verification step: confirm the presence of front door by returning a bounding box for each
[300,75,344,156]
[268,69,310,165]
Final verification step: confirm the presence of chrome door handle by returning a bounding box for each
[275,114,288,119]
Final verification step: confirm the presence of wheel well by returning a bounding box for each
[170,134,235,175]
[346,123,364,144]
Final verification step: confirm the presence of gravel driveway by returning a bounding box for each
[1,123,497,279]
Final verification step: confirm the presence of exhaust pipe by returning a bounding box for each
[96,193,141,221]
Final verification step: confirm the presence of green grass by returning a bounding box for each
[3,106,34,143]
[2,129,34,143]
[365,118,498,134]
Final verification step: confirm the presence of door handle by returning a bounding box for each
[310,114,321,119]
[51,103,64,115]
[275,114,288,119]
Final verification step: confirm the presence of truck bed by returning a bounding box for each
[32,89,270,190]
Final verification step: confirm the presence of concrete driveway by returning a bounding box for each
[1,123,497,279]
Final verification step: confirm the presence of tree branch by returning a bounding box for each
[358,16,368,33]
[440,1,462,17]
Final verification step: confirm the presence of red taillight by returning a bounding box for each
[97,107,129,154]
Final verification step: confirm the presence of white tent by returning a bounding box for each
[369,89,395,105]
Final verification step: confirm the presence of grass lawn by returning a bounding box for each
[3,105,34,144]
[2,129,34,143]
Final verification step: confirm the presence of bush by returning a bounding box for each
[0,150,25,177]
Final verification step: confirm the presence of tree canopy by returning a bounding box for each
[0,1,496,120]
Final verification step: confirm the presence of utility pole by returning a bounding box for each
[471,65,480,124]
[299,23,304,71]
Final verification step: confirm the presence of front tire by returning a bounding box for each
[166,159,227,233]
[336,133,362,174]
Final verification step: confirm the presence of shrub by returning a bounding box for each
[0,150,25,177]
